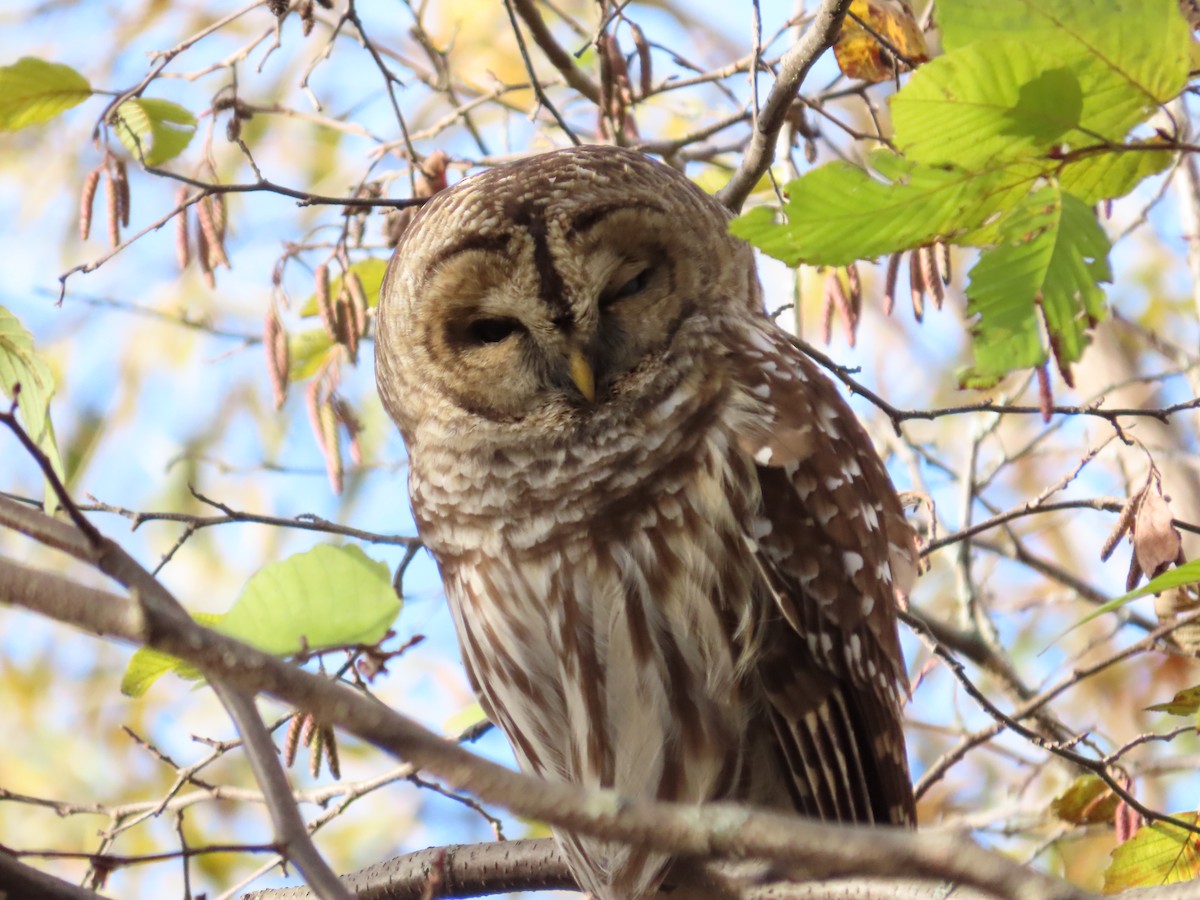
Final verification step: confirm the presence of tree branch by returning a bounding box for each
[716,0,853,212]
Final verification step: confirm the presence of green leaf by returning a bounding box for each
[0,57,92,131]
[299,258,389,317]
[112,98,196,166]
[219,544,399,656]
[288,328,337,381]
[1062,558,1200,636]
[1103,813,1200,893]
[1050,774,1119,825]
[729,156,1030,267]
[120,545,401,696]
[1058,142,1174,204]
[1146,685,1200,716]
[893,42,1083,168]
[0,305,64,511]
[937,0,1188,148]
[121,612,219,697]
[962,184,1109,386]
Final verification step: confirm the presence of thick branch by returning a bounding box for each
[0,551,1085,900]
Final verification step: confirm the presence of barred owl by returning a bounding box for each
[376,145,916,899]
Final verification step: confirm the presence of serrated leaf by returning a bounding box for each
[1146,685,1200,716]
[1103,812,1200,893]
[121,612,220,697]
[1051,774,1120,825]
[0,305,64,511]
[730,157,1029,267]
[112,98,196,166]
[1058,142,1174,204]
[893,42,1083,168]
[0,57,92,131]
[962,184,1109,386]
[288,328,337,381]
[120,545,401,696]
[299,258,389,317]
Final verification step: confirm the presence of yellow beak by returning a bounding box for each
[568,348,596,402]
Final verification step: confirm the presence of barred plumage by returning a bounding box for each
[376,145,916,899]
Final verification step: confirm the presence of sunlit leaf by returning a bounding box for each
[1103,812,1200,892]
[0,305,64,511]
[121,612,219,697]
[833,0,929,83]
[893,43,1083,168]
[0,57,92,131]
[962,184,1109,387]
[1146,685,1200,716]
[1050,774,1119,825]
[112,98,197,166]
[730,155,1031,267]
[288,328,337,381]
[121,545,401,696]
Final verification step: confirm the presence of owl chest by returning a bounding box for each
[429,436,764,789]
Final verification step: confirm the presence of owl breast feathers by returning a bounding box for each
[375,144,917,900]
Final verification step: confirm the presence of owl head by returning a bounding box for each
[375,146,760,446]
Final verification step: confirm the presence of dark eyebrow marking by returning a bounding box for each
[427,232,512,273]
[567,201,665,236]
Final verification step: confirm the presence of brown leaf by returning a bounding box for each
[104,168,121,248]
[1035,362,1053,423]
[833,0,930,84]
[630,22,652,97]
[196,195,230,269]
[114,159,130,228]
[264,306,289,410]
[79,167,101,242]
[283,712,305,767]
[174,187,191,271]
[1134,488,1182,581]
[920,244,943,309]
[1101,486,1143,563]
[883,252,901,316]
[315,263,337,339]
[1154,583,1200,655]
[908,248,924,322]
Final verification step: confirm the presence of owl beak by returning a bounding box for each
[567,348,596,403]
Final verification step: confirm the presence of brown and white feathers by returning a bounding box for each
[375,145,916,900]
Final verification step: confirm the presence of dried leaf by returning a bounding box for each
[283,712,304,767]
[630,22,652,97]
[264,306,288,410]
[908,248,924,322]
[114,158,130,227]
[79,166,101,241]
[346,272,369,338]
[104,168,120,248]
[920,243,943,309]
[883,252,901,316]
[1035,362,1053,423]
[833,0,930,84]
[1101,487,1143,563]
[315,263,336,339]
[196,195,229,269]
[174,186,190,271]
[320,724,339,778]
[1134,489,1182,581]
[1154,584,1200,655]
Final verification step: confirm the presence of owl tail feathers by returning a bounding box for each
[767,678,916,829]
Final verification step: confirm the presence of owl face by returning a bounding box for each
[376,146,755,443]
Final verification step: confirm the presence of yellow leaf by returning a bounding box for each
[834,0,930,83]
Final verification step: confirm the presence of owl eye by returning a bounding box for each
[601,267,653,308]
[466,317,523,345]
